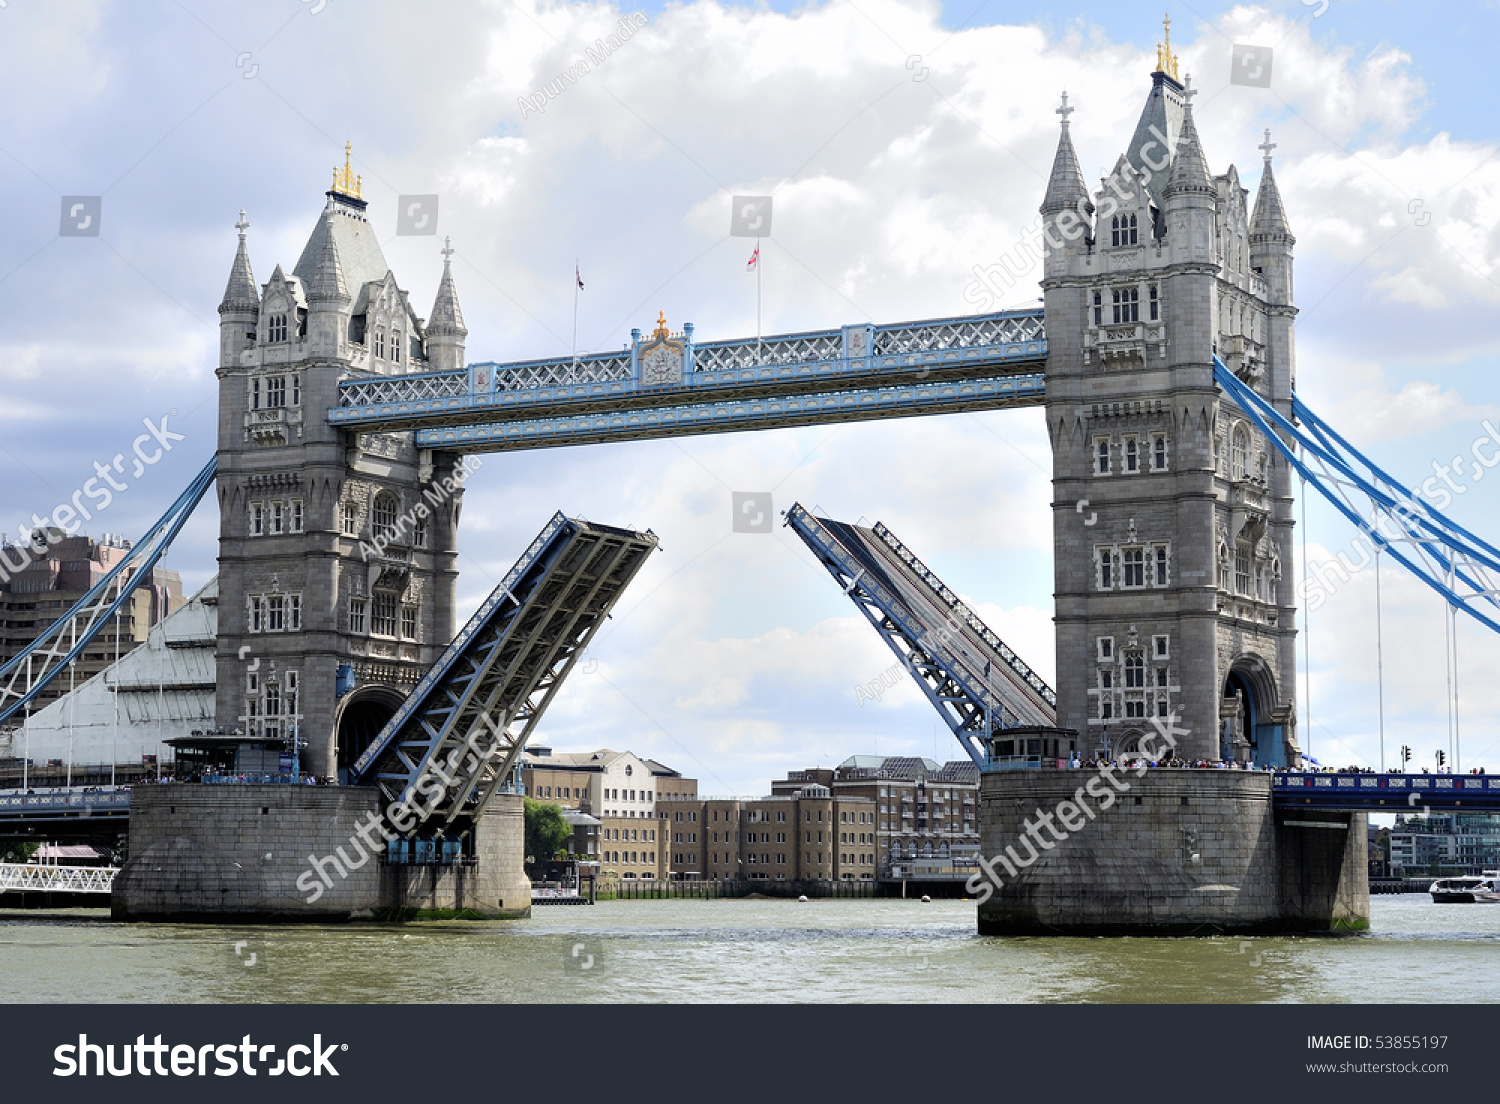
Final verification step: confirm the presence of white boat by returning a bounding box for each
[1479,870,1500,904]
[1428,874,1500,903]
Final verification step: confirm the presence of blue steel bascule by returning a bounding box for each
[9,53,1500,882]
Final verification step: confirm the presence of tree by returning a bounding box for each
[524,798,573,867]
[0,841,37,864]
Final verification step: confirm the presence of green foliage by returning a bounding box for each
[0,841,38,863]
[524,798,572,865]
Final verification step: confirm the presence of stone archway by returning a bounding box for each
[1112,729,1148,759]
[1222,654,1283,767]
[334,685,407,784]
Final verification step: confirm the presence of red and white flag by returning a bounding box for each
[746,245,759,272]
[575,263,584,290]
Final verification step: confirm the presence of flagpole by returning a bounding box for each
[572,257,579,365]
[756,237,762,364]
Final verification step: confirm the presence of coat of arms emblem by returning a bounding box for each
[639,312,686,387]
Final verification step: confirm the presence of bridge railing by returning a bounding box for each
[1275,773,1500,793]
[869,520,1056,711]
[1273,772,1500,808]
[330,310,1047,429]
[0,790,131,816]
[0,862,119,894]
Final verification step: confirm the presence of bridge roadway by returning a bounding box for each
[1274,772,1500,811]
[328,310,1047,451]
[787,503,1056,769]
[0,771,1494,838]
[0,790,130,826]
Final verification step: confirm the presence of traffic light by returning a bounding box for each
[1436,750,1447,770]
[1401,745,1412,767]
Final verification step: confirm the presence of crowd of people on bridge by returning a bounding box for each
[1067,757,1488,775]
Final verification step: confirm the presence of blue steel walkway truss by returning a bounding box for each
[330,310,1047,451]
[786,504,1056,767]
[350,512,658,829]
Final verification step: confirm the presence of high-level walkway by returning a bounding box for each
[329,310,1047,450]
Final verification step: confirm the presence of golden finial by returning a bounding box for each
[653,311,670,339]
[1156,13,1179,81]
[331,140,362,199]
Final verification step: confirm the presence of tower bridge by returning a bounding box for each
[6,34,1498,930]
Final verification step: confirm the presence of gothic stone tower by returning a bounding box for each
[214,152,470,778]
[1041,55,1300,765]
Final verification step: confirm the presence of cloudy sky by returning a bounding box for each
[3,0,1499,793]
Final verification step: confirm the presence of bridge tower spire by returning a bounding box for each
[1041,55,1300,766]
[426,236,468,373]
[217,210,259,368]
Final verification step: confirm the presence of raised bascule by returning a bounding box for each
[9,30,1500,930]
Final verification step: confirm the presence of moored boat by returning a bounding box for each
[1428,875,1499,903]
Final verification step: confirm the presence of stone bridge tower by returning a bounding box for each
[1040,48,1300,765]
[214,150,469,779]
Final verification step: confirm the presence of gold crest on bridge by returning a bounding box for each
[638,311,686,387]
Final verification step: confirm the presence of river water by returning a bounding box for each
[1,896,1494,1003]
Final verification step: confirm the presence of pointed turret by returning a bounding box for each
[426,237,467,372]
[217,210,259,368]
[219,209,258,314]
[1250,131,1293,241]
[1164,80,1213,198]
[1250,129,1295,308]
[307,214,349,304]
[1040,91,1092,217]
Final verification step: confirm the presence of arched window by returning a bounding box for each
[373,492,398,534]
[1111,215,1121,247]
[1231,425,1249,481]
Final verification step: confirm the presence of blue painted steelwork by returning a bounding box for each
[417,371,1047,453]
[0,457,218,725]
[1216,360,1500,634]
[350,512,658,828]
[786,503,1056,768]
[329,309,1047,436]
[1273,771,1500,811]
[0,790,130,821]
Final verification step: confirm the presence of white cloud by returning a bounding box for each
[2,2,1498,788]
